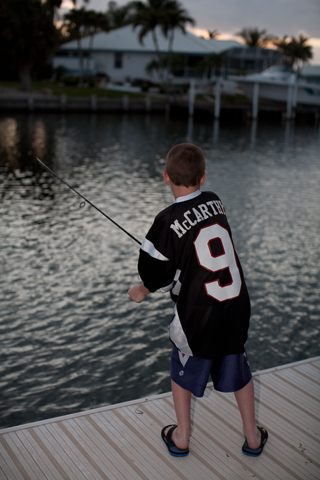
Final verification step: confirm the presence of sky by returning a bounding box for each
[61,0,320,64]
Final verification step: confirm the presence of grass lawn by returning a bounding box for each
[0,80,146,99]
[0,80,250,104]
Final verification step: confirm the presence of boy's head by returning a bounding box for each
[165,143,206,187]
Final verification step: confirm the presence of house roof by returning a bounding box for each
[300,65,320,77]
[60,25,243,55]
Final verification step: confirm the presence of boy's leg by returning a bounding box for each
[163,379,191,450]
[234,378,264,449]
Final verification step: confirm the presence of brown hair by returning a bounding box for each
[165,143,205,187]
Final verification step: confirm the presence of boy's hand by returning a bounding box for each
[128,282,150,303]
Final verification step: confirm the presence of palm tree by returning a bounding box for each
[163,4,195,54]
[207,29,219,39]
[83,10,110,73]
[64,7,88,82]
[274,34,313,69]
[236,27,275,48]
[273,35,289,52]
[131,0,195,84]
[131,0,170,58]
[145,52,185,80]
[195,51,228,79]
[162,3,195,81]
[70,0,90,5]
[107,1,136,28]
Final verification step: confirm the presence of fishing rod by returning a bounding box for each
[36,157,142,246]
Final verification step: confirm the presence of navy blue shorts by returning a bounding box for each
[171,345,252,397]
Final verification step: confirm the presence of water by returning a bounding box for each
[0,113,319,429]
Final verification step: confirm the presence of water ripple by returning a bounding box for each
[0,114,319,428]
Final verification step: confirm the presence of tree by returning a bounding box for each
[162,3,195,51]
[145,52,185,78]
[195,51,228,79]
[236,27,275,48]
[64,7,89,82]
[64,7,110,80]
[70,0,90,5]
[207,29,219,39]
[0,0,62,90]
[131,0,195,84]
[107,1,136,29]
[83,10,110,73]
[162,3,195,79]
[273,35,290,54]
[274,34,313,69]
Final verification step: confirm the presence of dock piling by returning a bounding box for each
[252,83,259,119]
[214,80,221,119]
[90,94,97,111]
[188,79,195,117]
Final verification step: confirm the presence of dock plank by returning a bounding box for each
[34,424,87,480]
[1,357,319,480]
[0,444,25,480]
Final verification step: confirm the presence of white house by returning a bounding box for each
[54,25,243,83]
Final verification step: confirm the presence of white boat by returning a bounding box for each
[227,65,320,107]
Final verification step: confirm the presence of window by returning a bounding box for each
[114,53,123,69]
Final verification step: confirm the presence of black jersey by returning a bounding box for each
[138,190,250,359]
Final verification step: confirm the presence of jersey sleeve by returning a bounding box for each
[138,209,176,292]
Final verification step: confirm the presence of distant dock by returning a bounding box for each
[1,356,319,480]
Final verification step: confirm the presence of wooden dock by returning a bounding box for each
[0,357,319,480]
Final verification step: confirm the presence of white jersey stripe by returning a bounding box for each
[158,282,174,292]
[158,268,181,293]
[172,269,182,296]
[172,279,181,296]
[170,305,193,356]
[141,238,169,261]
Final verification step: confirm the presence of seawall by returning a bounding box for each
[0,92,318,123]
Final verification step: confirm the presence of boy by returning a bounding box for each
[128,143,268,457]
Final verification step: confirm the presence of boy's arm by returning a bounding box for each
[128,282,150,303]
[129,212,175,302]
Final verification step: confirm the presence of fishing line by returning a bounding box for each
[36,157,142,245]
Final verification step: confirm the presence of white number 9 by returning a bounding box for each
[194,224,242,302]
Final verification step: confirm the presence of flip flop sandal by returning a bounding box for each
[161,425,189,457]
[242,426,268,457]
